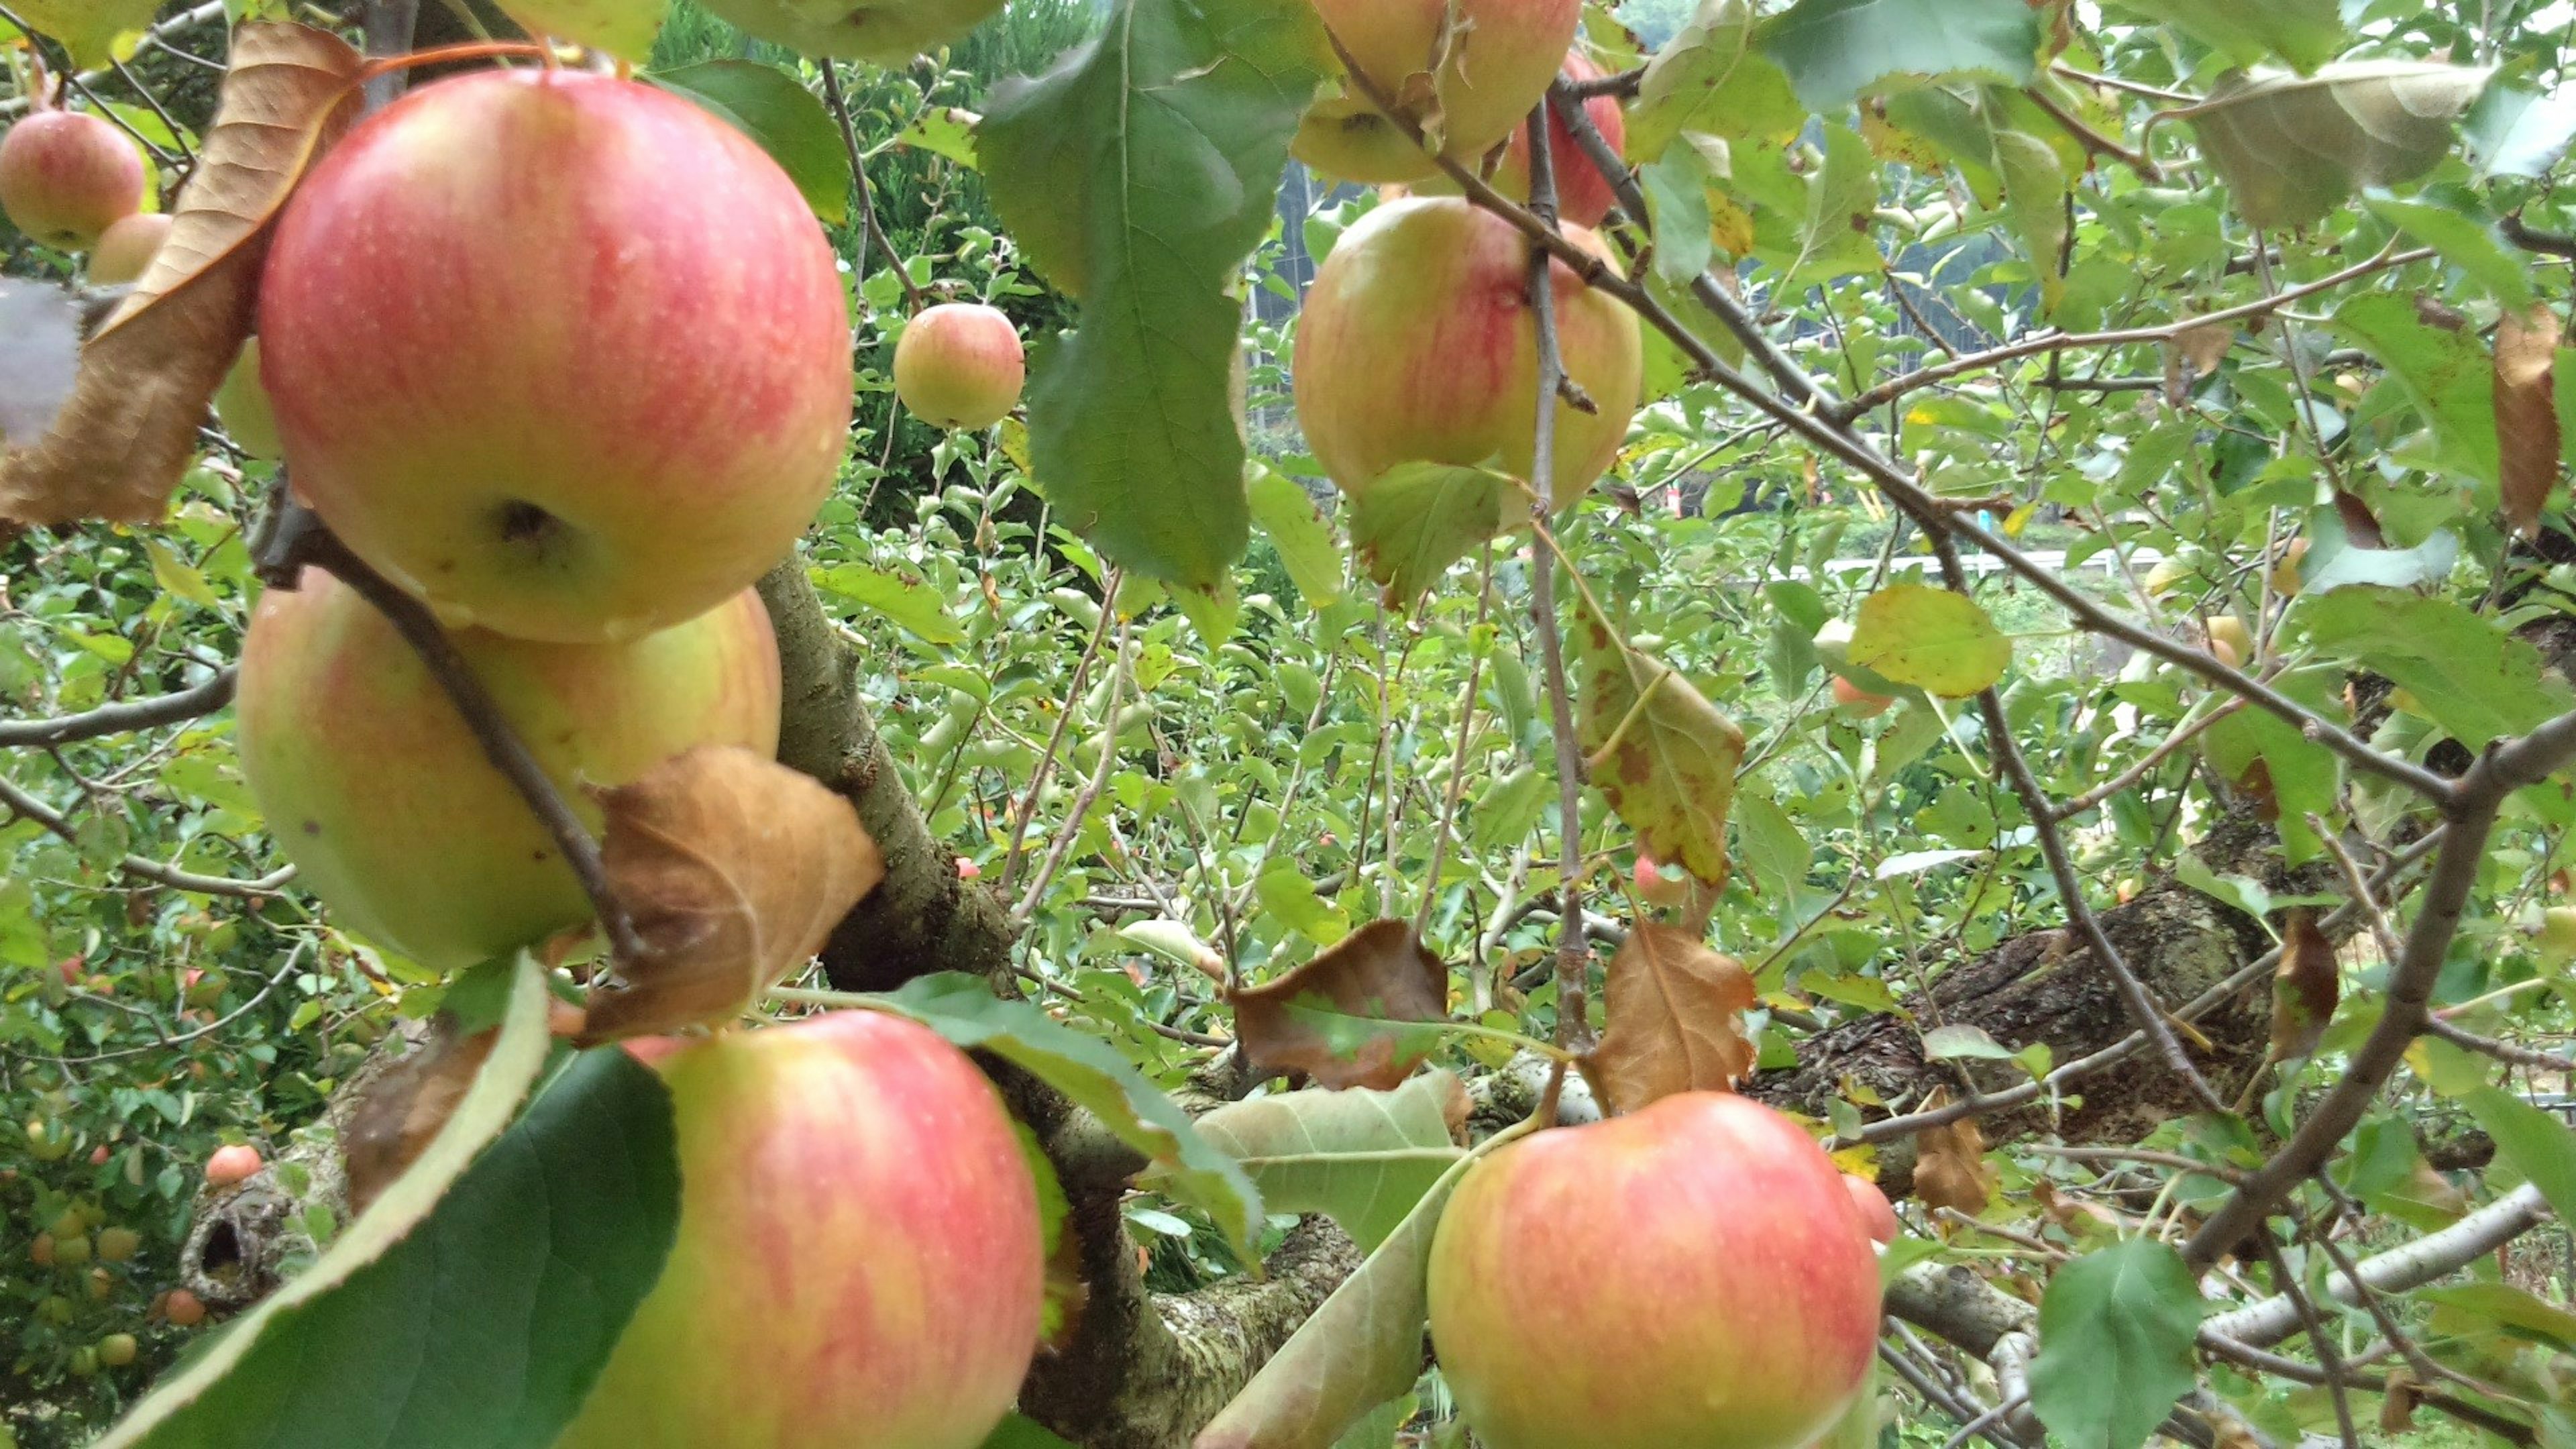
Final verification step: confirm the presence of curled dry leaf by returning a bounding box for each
[341,1016,496,1218]
[1583,924,1756,1116]
[1913,1091,1998,1216]
[579,745,885,1042]
[2493,303,2563,537]
[2267,907,2339,1063]
[1225,918,1449,1091]
[0,23,364,526]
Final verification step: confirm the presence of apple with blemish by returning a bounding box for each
[555,1010,1043,1449]
[86,210,169,285]
[236,568,781,970]
[893,303,1025,430]
[1294,197,1640,504]
[1296,0,1585,184]
[259,69,851,644]
[1428,1092,1882,1449]
[0,109,146,248]
[2204,615,2252,669]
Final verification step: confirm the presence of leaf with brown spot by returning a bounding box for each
[1225,919,1449,1091]
[1584,924,1755,1115]
[580,745,885,1042]
[2268,907,2339,1062]
[341,1016,497,1218]
[2494,303,2562,537]
[0,23,362,525]
[1914,1092,1998,1215]
[1571,589,1746,886]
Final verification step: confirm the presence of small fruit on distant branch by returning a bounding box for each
[237,570,782,971]
[30,1233,55,1269]
[699,0,1001,64]
[2204,614,2252,669]
[203,1144,263,1187]
[1633,855,1691,909]
[555,1011,1044,1449]
[0,109,146,248]
[260,70,852,643]
[96,1226,140,1262]
[1297,0,1584,184]
[1418,49,1627,229]
[88,1144,110,1165]
[51,1232,93,1267]
[956,856,982,880]
[1295,197,1640,504]
[893,303,1026,430]
[97,1333,138,1368]
[1831,676,1893,717]
[85,209,169,285]
[1429,1093,1881,1449]
[162,1288,207,1326]
[1843,1175,1900,1245]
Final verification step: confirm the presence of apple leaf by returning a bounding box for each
[1758,0,2042,111]
[2463,1087,2576,1224]
[7,0,159,68]
[1570,593,1747,886]
[1912,1093,1998,1214]
[0,282,81,449]
[2102,0,2344,73]
[2496,304,2563,537]
[496,0,665,60]
[1849,584,2012,698]
[2267,908,2339,1063]
[1248,468,1346,607]
[1226,919,1452,1092]
[2465,83,2576,179]
[1189,1071,1468,1251]
[979,0,1327,594]
[870,972,1265,1260]
[1628,0,1803,165]
[99,963,682,1449]
[580,746,885,1042]
[0,23,363,526]
[812,559,970,645]
[342,1014,502,1219]
[647,60,849,224]
[2296,588,2575,751]
[2188,62,2492,229]
[2027,1238,2208,1449]
[898,105,982,169]
[2335,292,2500,490]
[1346,462,1518,611]
[2294,504,2459,594]
[1585,924,1756,1116]
[981,1416,1079,1449]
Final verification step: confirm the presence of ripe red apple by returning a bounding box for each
[1843,1174,1900,1245]
[236,568,781,970]
[260,69,852,644]
[893,303,1025,430]
[86,209,170,285]
[0,109,147,248]
[212,338,284,462]
[1294,196,1640,504]
[1831,676,1894,718]
[204,1144,263,1187]
[700,0,1001,62]
[1297,0,1584,184]
[556,1010,1043,1449]
[1428,1092,1882,1449]
[162,1288,207,1327]
[1419,50,1627,228]
[1633,854,1690,909]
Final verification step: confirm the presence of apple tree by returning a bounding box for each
[3,0,2576,1446]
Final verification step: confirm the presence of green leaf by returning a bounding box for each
[2423,1282,2576,1354]
[898,105,981,170]
[1190,1072,1466,1252]
[2295,504,2459,594]
[1257,863,1355,946]
[102,967,682,1449]
[1571,596,1748,885]
[1759,0,2041,111]
[0,877,49,970]
[2028,1238,2208,1449]
[980,1414,1079,1449]
[7,0,158,68]
[2334,291,2500,489]
[1249,469,1346,607]
[1629,0,1803,164]
[980,0,1326,593]
[1776,124,1884,289]
[2465,83,2576,179]
[812,561,968,646]
[500,0,663,59]
[1347,464,1517,611]
[2102,0,2344,73]
[869,973,1265,1260]
[2363,195,2534,307]
[1849,584,2011,697]
[2298,588,2575,750]
[2189,62,2493,229]
[1922,1024,2017,1061]
[647,61,849,225]
[2463,1087,2576,1223]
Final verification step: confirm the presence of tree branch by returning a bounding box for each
[0,669,237,748]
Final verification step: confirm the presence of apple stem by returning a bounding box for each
[352,42,554,86]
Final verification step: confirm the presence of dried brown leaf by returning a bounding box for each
[580,746,884,1042]
[2333,488,2387,549]
[2268,907,2340,1063]
[1226,919,1448,1091]
[1583,924,1755,1116]
[341,1018,496,1218]
[1914,1093,1998,1216]
[2494,303,2563,538]
[2163,323,2233,404]
[0,23,362,525]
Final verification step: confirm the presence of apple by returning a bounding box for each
[2269,537,2310,598]
[30,1233,54,1269]
[893,303,1025,430]
[0,109,147,248]
[260,70,852,644]
[204,1144,263,1187]
[2204,615,2251,670]
[1428,1092,1882,1449]
[556,1011,1044,1449]
[1294,196,1641,504]
[699,0,1001,64]
[2536,906,2576,966]
[1832,676,1894,718]
[212,338,284,462]
[88,1144,111,1165]
[162,1288,207,1326]
[1633,854,1690,909]
[97,1333,138,1368]
[1843,1175,1900,1245]
[1417,49,1627,228]
[236,568,782,971]
[1296,0,1584,184]
[86,210,170,285]
[52,1232,93,1268]
[96,1226,140,1262]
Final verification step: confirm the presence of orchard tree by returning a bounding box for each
[3,1,2576,1448]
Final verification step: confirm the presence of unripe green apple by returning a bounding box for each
[0,109,147,248]
[1296,0,1583,184]
[699,0,1000,64]
[1428,1092,1882,1449]
[2536,906,2576,966]
[97,1333,138,1368]
[1293,197,1640,504]
[236,568,781,970]
[2204,615,2252,669]
[556,1011,1044,1449]
[212,338,284,462]
[96,1226,140,1263]
[892,303,1025,430]
[86,209,169,285]
[260,70,851,644]
[1416,49,1627,228]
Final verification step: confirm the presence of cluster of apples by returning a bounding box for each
[0,101,167,281]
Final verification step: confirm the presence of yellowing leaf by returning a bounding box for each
[580,747,885,1041]
[1913,1091,1997,1214]
[1572,596,1747,885]
[1226,919,1449,1091]
[11,0,159,68]
[2494,303,2562,537]
[496,0,665,60]
[1585,924,1756,1115]
[1849,583,2012,698]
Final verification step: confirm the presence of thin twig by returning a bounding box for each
[998,576,1120,899]
[1014,619,1130,926]
[820,61,926,315]
[0,771,293,898]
